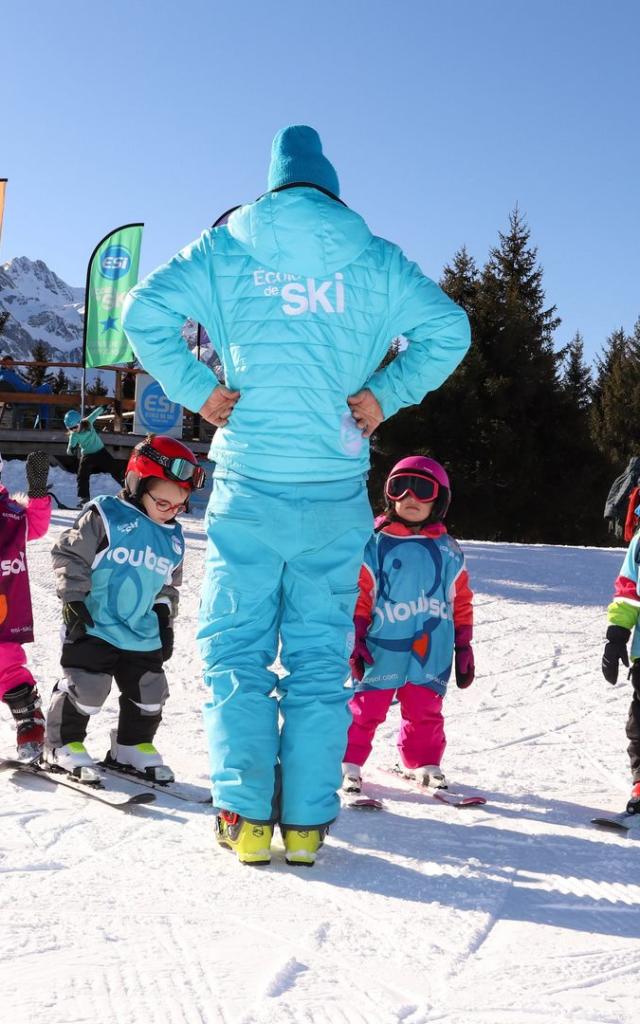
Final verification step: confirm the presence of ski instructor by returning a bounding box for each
[123,125,470,865]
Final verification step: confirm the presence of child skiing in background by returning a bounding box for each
[64,406,122,508]
[0,451,52,761]
[45,435,205,780]
[601,535,640,814]
[342,456,474,794]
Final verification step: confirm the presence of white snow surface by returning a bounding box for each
[1,460,639,1024]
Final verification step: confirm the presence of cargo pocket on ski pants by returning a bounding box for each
[200,579,281,822]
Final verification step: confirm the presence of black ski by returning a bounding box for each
[97,759,212,805]
[0,757,156,812]
[591,812,640,834]
[47,489,73,510]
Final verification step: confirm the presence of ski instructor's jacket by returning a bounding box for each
[122,188,471,481]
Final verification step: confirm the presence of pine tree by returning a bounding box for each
[592,327,628,402]
[371,210,610,543]
[481,211,614,543]
[370,246,482,524]
[86,373,108,397]
[51,368,71,394]
[561,332,593,410]
[591,325,640,468]
[24,342,56,389]
[440,246,479,310]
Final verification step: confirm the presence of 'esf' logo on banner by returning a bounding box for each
[132,378,182,438]
[133,374,183,438]
[138,380,181,431]
[100,245,132,280]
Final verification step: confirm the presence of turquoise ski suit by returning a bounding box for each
[123,186,470,827]
[67,406,106,456]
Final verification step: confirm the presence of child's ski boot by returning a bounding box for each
[105,732,174,783]
[215,811,273,865]
[44,741,100,782]
[412,764,448,789]
[341,762,362,794]
[4,684,45,763]
[282,826,327,867]
[627,781,640,815]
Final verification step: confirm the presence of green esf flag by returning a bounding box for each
[84,223,143,368]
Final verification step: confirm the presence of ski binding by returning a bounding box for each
[379,765,486,808]
[98,756,212,804]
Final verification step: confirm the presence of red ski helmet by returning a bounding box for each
[385,455,451,522]
[125,435,206,498]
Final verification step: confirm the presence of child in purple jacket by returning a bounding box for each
[0,451,52,760]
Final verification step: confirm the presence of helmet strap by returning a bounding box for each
[386,503,444,529]
[388,507,430,528]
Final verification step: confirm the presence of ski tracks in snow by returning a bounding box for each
[3,512,640,1022]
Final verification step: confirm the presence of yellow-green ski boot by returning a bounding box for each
[282,827,327,867]
[215,811,273,865]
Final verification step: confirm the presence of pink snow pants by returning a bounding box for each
[0,644,37,702]
[0,493,50,703]
[344,683,446,769]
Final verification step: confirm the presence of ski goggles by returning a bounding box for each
[385,473,439,503]
[139,445,206,489]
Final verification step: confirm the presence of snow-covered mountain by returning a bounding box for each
[0,258,217,377]
[0,257,84,362]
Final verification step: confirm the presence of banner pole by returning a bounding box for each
[80,229,96,419]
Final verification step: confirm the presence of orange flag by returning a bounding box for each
[0,179,7,247]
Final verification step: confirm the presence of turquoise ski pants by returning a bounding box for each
[198,471,373,828]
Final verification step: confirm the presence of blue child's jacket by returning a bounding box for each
[354,519,473,697]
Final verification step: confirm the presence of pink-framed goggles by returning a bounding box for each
[385,472,440,503]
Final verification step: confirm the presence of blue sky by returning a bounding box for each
[2,0,638,364]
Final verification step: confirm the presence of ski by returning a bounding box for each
[377,766,487,808]
[97,759,212,805]
[47,489,73,511]
[0,757,156,812]
[591,812,640,834]
[341,794,385,811]
[432,791,487,808]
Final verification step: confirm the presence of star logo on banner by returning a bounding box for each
[100,315,118,333]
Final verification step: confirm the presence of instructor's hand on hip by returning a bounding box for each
[199,385,241,427]
[347,389,384,438]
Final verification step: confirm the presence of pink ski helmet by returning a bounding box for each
[385,455,451,521]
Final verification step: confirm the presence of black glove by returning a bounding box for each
[62,601,94,640]
[602,625,630,684]
[154,603,174,661]
[26,450,50,498]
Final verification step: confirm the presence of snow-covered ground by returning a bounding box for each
[1,460,639,1024]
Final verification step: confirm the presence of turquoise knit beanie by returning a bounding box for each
[267,125,340,197]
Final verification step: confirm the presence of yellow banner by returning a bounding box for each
[0,179,6,247]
